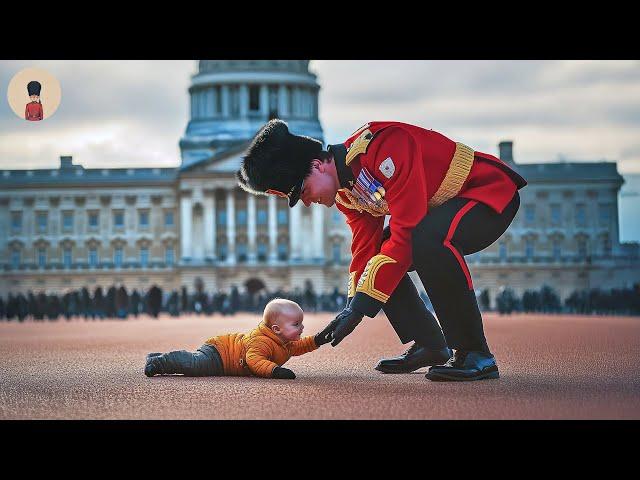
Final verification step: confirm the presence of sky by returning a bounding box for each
[1,60,639,240]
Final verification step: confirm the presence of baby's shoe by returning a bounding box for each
[144,354,164,377]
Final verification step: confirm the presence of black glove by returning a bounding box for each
[314,320,340,346]
[331,307,365,347]
[272,366,296,379]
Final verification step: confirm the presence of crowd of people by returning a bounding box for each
[1,281,638,322]
[0,281,348,322]
[491,284,640,316]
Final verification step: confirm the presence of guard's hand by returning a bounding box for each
[331,307,365,347]
[314,320,338,346]
[272,366,296,379]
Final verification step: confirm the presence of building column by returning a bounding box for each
[180,193,192,261]
[312,203,324,261]
[247,193,256,262]
[204,194,215,260]
[289,204,302,261]
[268,195,277,262]
[239,84,249,118]
[260,84,269,117]
[226,189,236,264]
[278,85,289,117]
[221,85,230,118]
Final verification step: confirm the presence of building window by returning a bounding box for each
[257,210,267,225]
[332,243,341,263]
[287,86,295,117]
[88,212,99,229]
[213,86,221,115]
[550,204,561,226]
[37,212,48,233]
[525,238,534,260]
[164,211,174,227]
[499,241,507,261]
[63,248,72,269]
[11,250,21,269]
[249,85,260,112]
[217,211,227,226]
[257,241,268,261]
[62,212,74,232]
[278,241,288,260]
[11,212,22,233]
[237,210,247,226]
[577,237,588,259]
[165,247,175,266]
[88,248,98,268]
[237,242,247,262]
[139,211,149,228]
[140,247,149,267]
[599,204,611,226]
[524,205,535,225]
[217,243,227,261]
[114,247,123,267]
[575,204,587,227]
[38,248,46,268]
[113,211,124,229]
[277,209,288,226]
[601,234,611,257]
[553,239,561,261]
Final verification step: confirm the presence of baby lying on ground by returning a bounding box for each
[144,298,332,379]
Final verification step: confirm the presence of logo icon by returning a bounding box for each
[7,67,62,122]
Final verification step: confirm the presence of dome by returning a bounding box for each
[199,60,310,74]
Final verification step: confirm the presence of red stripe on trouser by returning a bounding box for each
[443,200,478,290]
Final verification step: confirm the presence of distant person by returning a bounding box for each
[144,299,333,379]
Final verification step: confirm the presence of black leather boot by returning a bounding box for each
[425,350,499,381]
[375,343,452,373]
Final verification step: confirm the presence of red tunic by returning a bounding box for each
[25,102,43,121]
[336,121,527,315]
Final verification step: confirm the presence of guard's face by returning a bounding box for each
[29,95,39,102]
[300,160,338,208]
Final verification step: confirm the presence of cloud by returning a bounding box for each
[1,60,639,174]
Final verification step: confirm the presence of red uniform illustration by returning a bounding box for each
[25,101,43,121]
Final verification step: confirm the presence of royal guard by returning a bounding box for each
[238,119,527,381]
[25,80,43,121]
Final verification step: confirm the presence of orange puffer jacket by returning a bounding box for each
[204,321,318,378]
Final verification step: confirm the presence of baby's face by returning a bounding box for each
[273,309,304,342]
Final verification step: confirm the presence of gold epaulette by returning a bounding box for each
[346,129,374,166]
[428,142,475,208]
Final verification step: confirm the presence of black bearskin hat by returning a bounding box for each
[237,119,323,207]
[27,81,41,96]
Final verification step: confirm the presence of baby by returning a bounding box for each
[144,298,332,379]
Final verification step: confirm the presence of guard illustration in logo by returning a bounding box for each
[25,81,43,121]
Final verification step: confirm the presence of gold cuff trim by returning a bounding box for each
[355,254,396,302]
[346,129,373,166]
[428,142,474,208]
[348,272,356,298]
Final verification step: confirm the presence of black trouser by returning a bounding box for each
[383,192,520,353]
[154,344,224,376]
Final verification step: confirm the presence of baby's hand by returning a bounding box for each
[272,366,296,379]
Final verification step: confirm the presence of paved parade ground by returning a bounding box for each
[1,312,640,419]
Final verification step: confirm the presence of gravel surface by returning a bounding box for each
[1,312,639,419]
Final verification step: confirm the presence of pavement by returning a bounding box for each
[1,312,640,419]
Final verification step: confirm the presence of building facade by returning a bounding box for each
[1,60,638,305]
